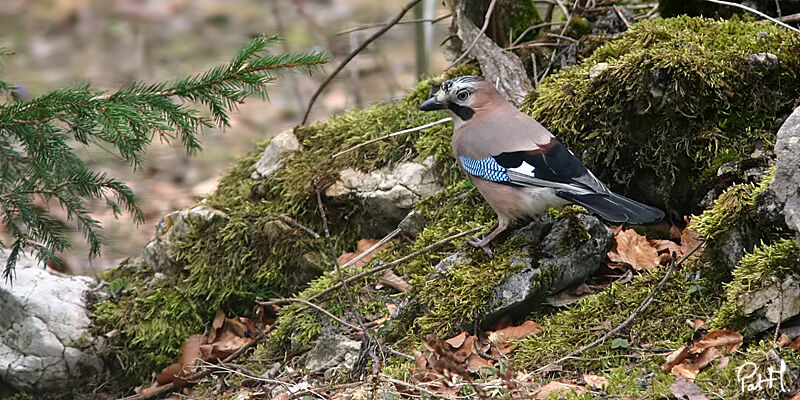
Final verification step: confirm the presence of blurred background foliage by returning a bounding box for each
[0,0,452,275]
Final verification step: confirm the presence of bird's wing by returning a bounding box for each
[459,139,610,196]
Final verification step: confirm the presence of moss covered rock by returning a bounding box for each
[90,65,478,383]
[522,16,800,217]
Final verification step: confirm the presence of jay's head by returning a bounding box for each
[419,75,503,124]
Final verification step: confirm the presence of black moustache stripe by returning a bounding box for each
[448,103,474,120]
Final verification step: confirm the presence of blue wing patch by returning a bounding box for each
[459,156,510,183]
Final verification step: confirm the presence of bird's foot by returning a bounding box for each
[466,236,494,258]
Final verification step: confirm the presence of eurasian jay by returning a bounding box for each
[419,75,664,256]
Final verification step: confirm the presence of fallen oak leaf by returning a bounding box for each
[378,269,411,292]
[690,330,743,354]
[661,346,689,374]
[445,332,468,348]
[535,381,585,399]
[338,238,393,268]
[157,334,205,386]
[607,228,660,271]
[672,362,701,381]
[209,310,226,343]
[582,373,608,390]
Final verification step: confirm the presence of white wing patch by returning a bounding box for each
[508,161,536,178]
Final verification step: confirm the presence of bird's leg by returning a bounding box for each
[467,217,511,258]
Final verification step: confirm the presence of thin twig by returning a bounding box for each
[340,228,401,269]
[257,297,361,331]
[116,325,274,400]
[446,0,499,70]
[505,42,562,51]
[330,118,452,159]
[781,12,800,23]
[704,0,800,34]
[535,241,705,373]
[301,0,423,124]
[612,5,630,29]
[314,182,375,377]
[510,22,566,47]
[280,215,320,239]
[337,14,452,35]
[308,226,485,302]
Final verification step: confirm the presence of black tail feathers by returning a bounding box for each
[556,191,664,224]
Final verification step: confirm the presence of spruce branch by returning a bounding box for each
[0,34,328,281]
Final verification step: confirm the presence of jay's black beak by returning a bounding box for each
[419,97,448,111]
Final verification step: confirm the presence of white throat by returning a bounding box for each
[448,110,466,130]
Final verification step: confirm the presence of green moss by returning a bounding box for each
[514,259,727,371]
[521,16,800,216]
[713,238,800,331]
[91,64,480,382]
[692,166,774,241]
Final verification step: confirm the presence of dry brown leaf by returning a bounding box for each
[413,349,427,370]
[156,334,205,386]
[672,362,700,381]
[583,373,608,390]
[693,346,722,370]
[661,346,690,374]
[690,330,743,354]
[535,381,585,399]
[651,239,681,256]
[789,392,800,400]
[716,356,730,370]
[607,228,660,271]
[209,310,225,343]
[466,353,492,373]
[493,320,544,341]
[669,377,708,400]
[445,332,468,349]
[378,270,411,292]
[337,238,393,268]
[669,224,683,240]
[680,227,702,257]
[545,284,595,307]
[790,336,800,351]
[779,333,793,347]
[199,330,250,361]
[693,319,705,331]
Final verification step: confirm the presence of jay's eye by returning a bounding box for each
[456,90,469,101]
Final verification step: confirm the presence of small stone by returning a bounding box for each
[324,157,444,228]
[398,210,427,236]
[589,62,610,79]
[251,129,302,180]
[143,205,226,275]
[747,52,779,73]
[304,335,361,374]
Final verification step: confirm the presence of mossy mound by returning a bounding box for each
[522,16,800,217]
[90,64,479,383]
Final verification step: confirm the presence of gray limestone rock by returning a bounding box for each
[304,335,361,379]
[325,157,444,224]
[251,129,302,180]
[739,274,800,335]
[484,214,614,324]
[768,105,800,245]
[0,254,105,393]
[143,204,227,275]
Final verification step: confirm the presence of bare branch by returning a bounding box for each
[446,0,498,69]
[331,117,452,159]
[704,0,800,34]
[301,0,423,125]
